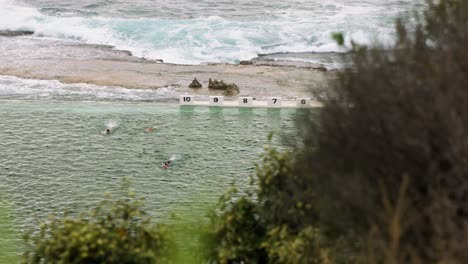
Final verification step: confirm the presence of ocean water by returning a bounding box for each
[1,0,425,64]
[0,75,302,255]
[0,100,297,225]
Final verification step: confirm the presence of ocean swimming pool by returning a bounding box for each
[0,101,302,233]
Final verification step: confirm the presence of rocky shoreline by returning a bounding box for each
[0,34,334,98]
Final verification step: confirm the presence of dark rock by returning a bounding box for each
[208,78,226,90]
[239,60,253,65]
[121,50,133,56]
[208,78,240,96]
[0,30,34,37]
[223,84,240,96]
[188,78,202,88]
[314,66,328,72]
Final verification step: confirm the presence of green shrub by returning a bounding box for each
[202,186,267,264]
[297,0,468,262]
[23,192,170,264]
[207,1,468,263]
[203,145,349,264]
[264,225,330,264]
[255,147,318,231]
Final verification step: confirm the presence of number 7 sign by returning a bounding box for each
[267,97,282,107]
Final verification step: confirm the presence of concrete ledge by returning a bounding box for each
[180,95,323,108]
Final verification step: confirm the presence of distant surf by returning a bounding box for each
[0,0,424,65]
[0,75,178,102]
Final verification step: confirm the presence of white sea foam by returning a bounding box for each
[169,155,181,161]
[0,75,177,101]
[105,120,118,130]
[0,0,424,64]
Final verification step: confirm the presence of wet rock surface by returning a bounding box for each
[0,36,331,98]
[239,60,253,65]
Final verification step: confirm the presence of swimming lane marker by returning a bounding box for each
[209,96,224,106]
[180,95,194,105]
[238,97,253,107]
[296,98,311,107]
[179,95,319,108]
[267,97,282,107]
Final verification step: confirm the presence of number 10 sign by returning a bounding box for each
[180,95,194,105]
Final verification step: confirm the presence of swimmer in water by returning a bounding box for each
[163,160,172,168]
[106,128,111,134]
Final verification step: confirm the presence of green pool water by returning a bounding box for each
[0,101,300,232]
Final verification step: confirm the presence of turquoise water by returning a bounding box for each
[1,0,425,64]
[0,101,298,232]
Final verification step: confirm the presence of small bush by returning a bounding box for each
[203,145,349,264]
[23,191,170,264]
[202,186,268,264]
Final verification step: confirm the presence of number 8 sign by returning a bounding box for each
[238,97,253,106]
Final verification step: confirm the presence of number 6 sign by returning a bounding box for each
[296,98,310,107]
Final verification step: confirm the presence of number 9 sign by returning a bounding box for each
[209,96,224,106]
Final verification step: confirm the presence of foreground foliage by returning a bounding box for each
[14,1,468,263]
[23,191,170,264]
[207,0,468,263]
[203,145,351,264]
[298,0,468,263]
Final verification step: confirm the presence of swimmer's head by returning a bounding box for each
[106,128,110,134]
